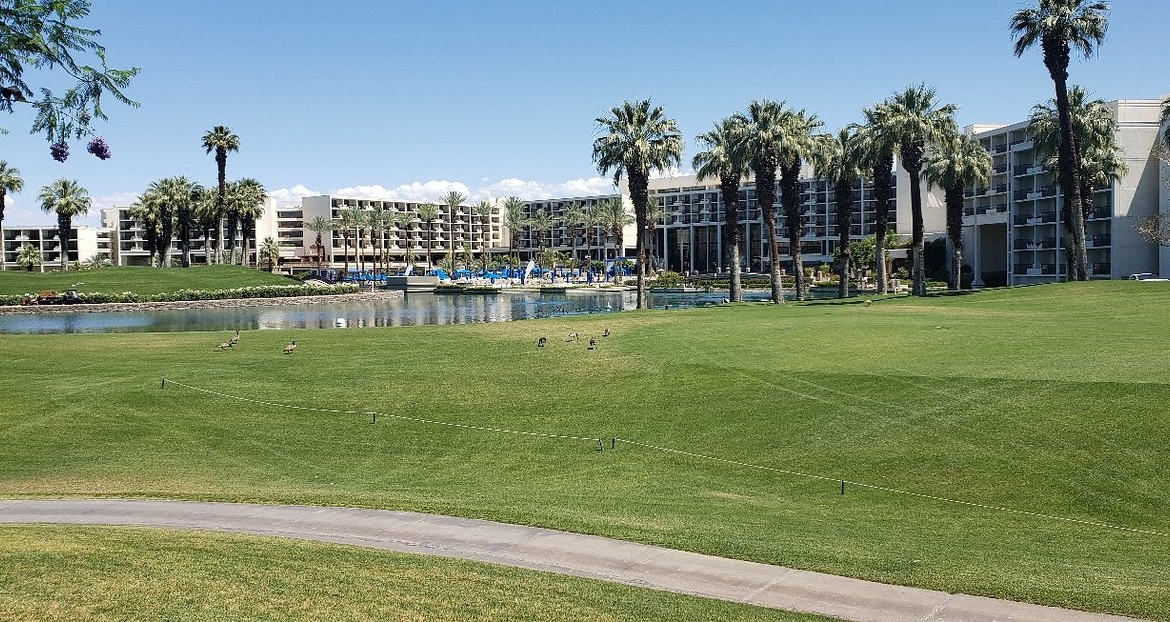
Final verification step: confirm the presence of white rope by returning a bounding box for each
[161,378,600,444]
[613,437,1169,539]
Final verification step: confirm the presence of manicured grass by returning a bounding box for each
[0,264,295,296]
[1,281,1168,619]
[0,525,831,622]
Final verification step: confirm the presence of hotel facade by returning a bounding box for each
[4,95,1167,281]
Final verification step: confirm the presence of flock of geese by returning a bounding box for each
[215,329,296,355]
[537,326,610,351]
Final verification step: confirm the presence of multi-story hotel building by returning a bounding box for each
[961,98,1164,286]
[1,224,110,270]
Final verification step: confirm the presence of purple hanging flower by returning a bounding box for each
[50,141,69,162]
[87,137,111,160]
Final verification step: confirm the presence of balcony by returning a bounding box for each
[1087,234,1111,248]
[1091,262,1111,275]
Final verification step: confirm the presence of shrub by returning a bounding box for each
[1,283,359,306]
[653,270,685,288]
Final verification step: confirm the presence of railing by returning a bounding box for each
[1092,262,1111,275]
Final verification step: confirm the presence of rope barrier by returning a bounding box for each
[160,377,601,445]
[613,437,1169,538]
[161,377,1167,538]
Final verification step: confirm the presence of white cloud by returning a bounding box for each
[268,184,319,205]
[650,166,694,179]
[1,191,137,228]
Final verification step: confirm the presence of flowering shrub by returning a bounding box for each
[0,283,359,306]
[50,141,69,162]
[87,137,112,160]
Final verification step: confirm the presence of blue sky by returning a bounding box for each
[3,0,1167,226]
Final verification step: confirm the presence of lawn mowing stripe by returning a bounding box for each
[610,437,1169,539]
[161,378,603,446]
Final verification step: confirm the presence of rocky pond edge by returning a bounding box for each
[0,290,405,315]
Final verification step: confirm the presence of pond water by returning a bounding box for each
[0,289,802,334]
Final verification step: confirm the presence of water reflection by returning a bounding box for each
[0,289,785,334]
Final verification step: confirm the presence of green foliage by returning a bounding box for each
[1,283,358,306]
[15,243,41,271]
[1,0,140,150]
[652,270,685,288]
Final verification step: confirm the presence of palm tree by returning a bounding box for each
[855,104,898,294]
[230,178,266,268]
[0,161,25,271]
[416,202,441,269]
[582,205,604,269]
[16,242,41,272]
[1161,96,1170,153]
[877,85,958,296]
[777,108,825,300]
[593,99,684,309]
[598,196,633,281]
[201,126,240,264]
[645,201,664,273]
[440,190,467,271]
[38,178,90,270]
[129,197,162,267]
[692,116,750,302]
[367,203,391,276]
[925,131,992,290]
[336,205,362,275]
[528,208,554,254]
[1011,0,1109,281]
[390,209,415,270]
[260,236,281,273]
[812,127,866,298]
[563,201,586,272]
[502,196,527,265]
[192,186,218,265]
[143,176,198,268]
[473,200,494,273]
[1028,86,1126,268]
[742,99,793,303]
[304,215,333,270]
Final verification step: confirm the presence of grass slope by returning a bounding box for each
[0,525,831,621]
[1,281,1167,619]
[0,265,295,296]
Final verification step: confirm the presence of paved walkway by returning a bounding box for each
[0,499,1142,622]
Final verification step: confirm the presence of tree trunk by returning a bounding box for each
[721,175,743,303]
[57,213,71,271]
[836,179,854,299]
[946,186,964,290]
[754,164,784,304]
[902,143,926,296]
[781,158,805,300]
[1050,70,1087,280]
[872,153,893,294]
[628,169,650,309]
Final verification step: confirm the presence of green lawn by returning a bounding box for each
[0,264,295,296]
[0,525,831,622]
[1,281,1167,619]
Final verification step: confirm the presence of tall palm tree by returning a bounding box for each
[598,196,633,281]
[528,208,554,254]
[201,126,240,264]
[1012,0,1109,281]
[416,202,441,269]
[0,161,25,271]
[592,99,684,309]
[38,178,90,271]
[645,201,664,273]
[304,215,333,270]
[855,104,898,294]
[925,131,992,290]
[1028,86,1126,262]
[473,200,494,273]
[367,203,391,276]
[563,201,586,271]
[778,108,824,300]
[692,115,750,302]
[129,197,163,267]
[877,85,958,296]
[144,176,198,268]
[502,196,528,265]
[743,99,793,303]
[440,190,467,271]
[192,186,218,265]
[336,205,362,275]
[230,178,266,268]
[812,127,866,298]
[390,209,415,270]
[582,204,604,268]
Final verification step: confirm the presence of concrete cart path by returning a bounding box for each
[0,499,1143,622]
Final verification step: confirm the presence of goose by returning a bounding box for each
[283,340,297,355]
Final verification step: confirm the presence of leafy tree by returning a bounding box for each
[1,0,139,156]
[304,215,333,270]
[742,99,793,303]
[472,200,494,273]
[229,178,266,267]
[876,85,957,296]
[1011,0,1109,281]
[416,202,440,268]
[16,242,40,271]
[693,116,750,302]
[855,104,898,294]
[812,127,866,298]
[597,196,632,267]
[593,99,683,309]
[37,178,89,270]
[0,161,24,271]
[201,126,240,263]
[260,236,280,273]
[1028,86,1126,267]
[501,196,527,264]
[925,131,991,290]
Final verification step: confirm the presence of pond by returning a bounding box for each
[0,289,808,334]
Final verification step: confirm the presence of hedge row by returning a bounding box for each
[1,283,360,307]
